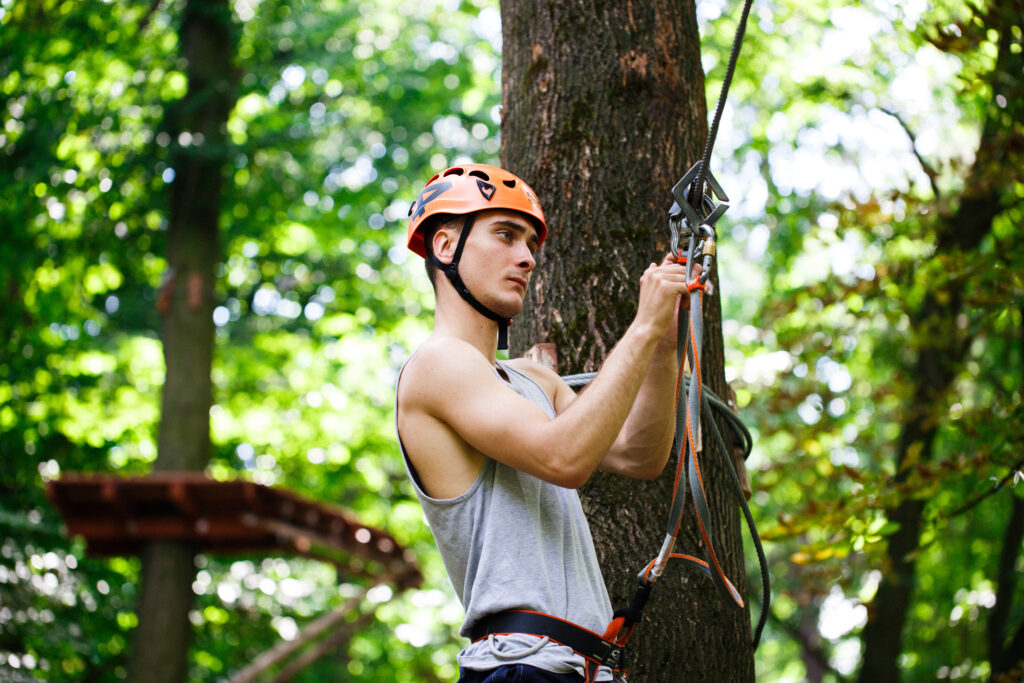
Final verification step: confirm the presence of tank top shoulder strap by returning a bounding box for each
[495,360,556,419]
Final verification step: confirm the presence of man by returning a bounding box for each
[395,163,692,682]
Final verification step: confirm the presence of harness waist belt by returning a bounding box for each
[470,610,625,671]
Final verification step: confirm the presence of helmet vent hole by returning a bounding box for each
[502,179,516,188]
[468,170,490,181]
[443,168,465,177]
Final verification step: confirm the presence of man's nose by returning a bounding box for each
[517,244,535,272]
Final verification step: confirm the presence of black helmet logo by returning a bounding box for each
[476,179,496,201]
[409,180,453,222]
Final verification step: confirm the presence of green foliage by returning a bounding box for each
[706,0,1024,679]
[3,0,1021,680]
[2,0,501,679]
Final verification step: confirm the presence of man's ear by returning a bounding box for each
[431,224,459,266]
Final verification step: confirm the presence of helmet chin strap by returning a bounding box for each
[429,214,513,350]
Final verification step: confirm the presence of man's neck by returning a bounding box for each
[432,307,500,363]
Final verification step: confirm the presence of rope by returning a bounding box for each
[662,0,769,645]
[607,0,768,652]
[690,0,756,205]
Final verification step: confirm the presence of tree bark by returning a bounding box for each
[989,304,1024,680]
[128,1,235,681]
[501,1,754,679]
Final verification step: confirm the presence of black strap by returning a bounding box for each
[430,214,513,350]
[470,611,625,672]
[612,579,652,628]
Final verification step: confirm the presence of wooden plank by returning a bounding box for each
[45,473,418,582]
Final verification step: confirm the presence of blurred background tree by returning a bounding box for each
[2,0,502,679]
[1,0,1021,681]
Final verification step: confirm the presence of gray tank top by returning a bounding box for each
[395,357,613,679]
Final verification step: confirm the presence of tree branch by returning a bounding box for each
[136,0,165,36]
[945,457,1024,519]
[768,606,849,682]
[879,107,941,199]
[268,609,377,683]
[228,571,398,683]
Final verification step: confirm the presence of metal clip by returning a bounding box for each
[697,224,716,284]
[667,161,730,258]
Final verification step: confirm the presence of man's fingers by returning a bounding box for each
[660,252,703,277]
[650,266,690,281]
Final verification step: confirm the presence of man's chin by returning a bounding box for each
[490,299,524,319]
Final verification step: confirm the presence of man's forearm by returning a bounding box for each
[525,260,691,485]
[531,320,665,486]
[606,335,679,475]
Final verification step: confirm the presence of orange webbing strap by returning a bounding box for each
[623,235,770,648]
[622,240,746,635]
[645,251,743,600]
[685,285,745,605]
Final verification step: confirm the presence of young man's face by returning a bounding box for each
[435,208,540,318]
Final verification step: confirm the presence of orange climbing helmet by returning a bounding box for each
[406,163,547,258]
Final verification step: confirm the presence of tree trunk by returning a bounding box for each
[989,496,1024,678]
[989,305,1024,680]
[128,1,234,681]
[501,1,754,679]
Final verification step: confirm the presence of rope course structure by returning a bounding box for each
[46,472,421,680]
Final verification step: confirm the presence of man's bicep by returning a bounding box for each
[551,376,578,415]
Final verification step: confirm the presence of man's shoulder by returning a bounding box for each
[399,336,493,405]
[406,335,487,373]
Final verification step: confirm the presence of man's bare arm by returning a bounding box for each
[407,261,690,489]
[598,255,699,478]
[598,331,678,478]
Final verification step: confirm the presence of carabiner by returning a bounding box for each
[697,224,716,284]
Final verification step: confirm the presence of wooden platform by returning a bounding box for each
[45,472,421,589]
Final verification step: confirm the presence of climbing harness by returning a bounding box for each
[471,611,626,683]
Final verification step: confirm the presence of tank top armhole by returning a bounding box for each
[395,357,432,497]
[395,358,493,504]
[401,441,493,504]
